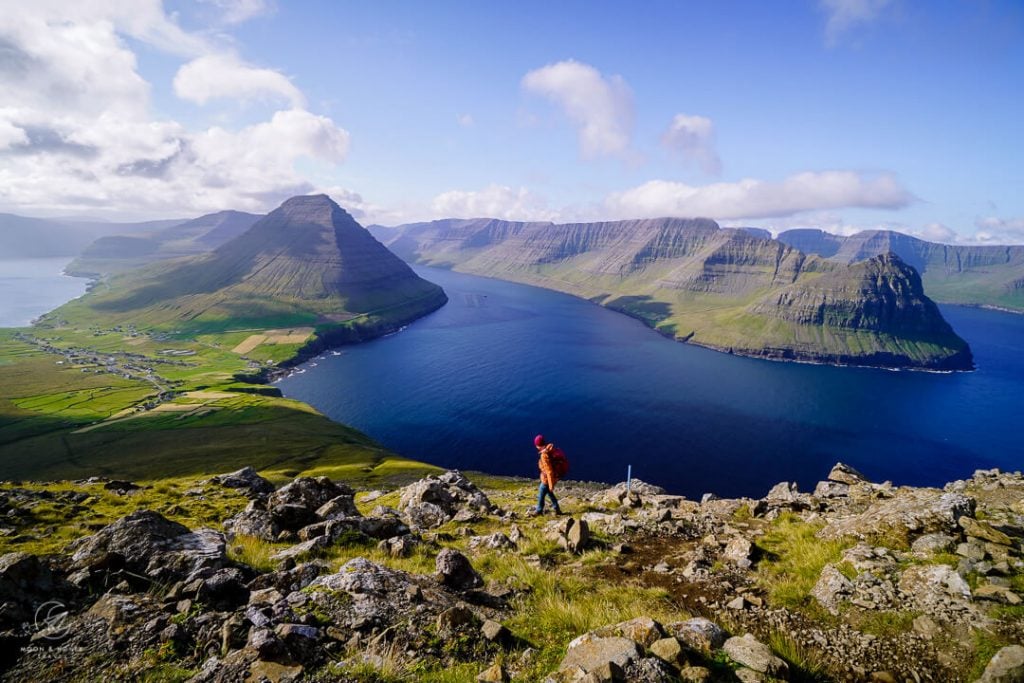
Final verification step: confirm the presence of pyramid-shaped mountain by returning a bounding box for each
[58,195,447,334]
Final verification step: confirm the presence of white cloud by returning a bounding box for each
[174,54,305,107]
[604,171,913,220]
[974,216,1024,244]
[521,59,633,160]
[820,0,893,46]
[0,119,28,149]
[456,113,475,127]
[199,0,273,24]
[661,113,721,175]
[430,184,559,222]
[914,222,957,243]
[0,1,350,218]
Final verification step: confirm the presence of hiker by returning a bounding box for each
[533,434,565,515]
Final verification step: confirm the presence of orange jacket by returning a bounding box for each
[538,444,560,488]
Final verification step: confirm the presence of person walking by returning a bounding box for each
[533,434,564,515]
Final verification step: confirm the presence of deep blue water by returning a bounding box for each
[278,266,1024,499]
[0,258,88,328]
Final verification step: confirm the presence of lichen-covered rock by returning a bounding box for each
[898,564,973,616]
[210,466,274,497]
[559,635,643,676]
[722,634,789,678]
[269,476,353,511]
[828,462,869,485]
[589,616,665,648]
[69,510,227,582]
[811,564,854,615]
[665,618,727,653]
[911,533,957,556]
[818,489,976,541]
[977,644,1024,683]
[397,470,493,529]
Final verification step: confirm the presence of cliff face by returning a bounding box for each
[777,228,1024,311]
[55,195,447,333]
[376,218,972,369]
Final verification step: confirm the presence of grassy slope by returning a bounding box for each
[0,323,438,482]
[425,256,963,367]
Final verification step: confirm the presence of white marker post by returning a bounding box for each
[626,465,632,494]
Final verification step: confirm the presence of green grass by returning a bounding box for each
[767,630,830,683]
[754,512,855,611]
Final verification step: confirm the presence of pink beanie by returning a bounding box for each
[534,434,546,447]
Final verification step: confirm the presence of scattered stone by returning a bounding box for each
[590,617,665,648]
[727,596,748,610]
[435,549,483,591]
[811,564,854,615]
[477,662,510,683]
[560,636,642,676]
[665,618,727,654]
[481,619,512,646]
[960,517,1014,546]
[210,466,274,496]
[722,634,789,678]
[648,637,686,669]
[911,533,957,555]
[723,536,753,568]
[566,518,590,554]
[437,605,477,636]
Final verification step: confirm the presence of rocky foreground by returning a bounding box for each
[1,465,1022,682]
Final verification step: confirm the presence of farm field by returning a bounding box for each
[0,322,433,483]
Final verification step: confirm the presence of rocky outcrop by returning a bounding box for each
[397,470,494,529]
[2,465,1021,682]
[777,227,1024,313]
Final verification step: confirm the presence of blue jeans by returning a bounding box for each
[536,482,560,513]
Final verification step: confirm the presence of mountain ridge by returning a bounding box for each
[373,217,972,370]
[777,228,1024,312]
[65,210,262,277]
[48,195,447,336]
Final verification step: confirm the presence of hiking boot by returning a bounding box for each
[528,508,543,517]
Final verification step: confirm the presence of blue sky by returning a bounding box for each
[1,1,1022,242]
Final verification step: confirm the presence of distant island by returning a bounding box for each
[371,217,974,371]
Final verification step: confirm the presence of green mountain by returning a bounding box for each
[65,210,262,277]
[777,228,1024,312]
[49,195,447,336]
[372,217,972,370]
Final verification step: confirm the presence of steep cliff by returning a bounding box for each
[375,218,972,369]
[777,228,1024,312]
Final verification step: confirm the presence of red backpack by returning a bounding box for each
[549,447,570,479]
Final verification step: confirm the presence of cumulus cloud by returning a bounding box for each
[521,59,633,159]
[604,171,913,220]
[974,216,1024,244]
[431,184,559,222]
[0,119,29,149]
[820,0,893,46]
[661,114,721,175]
[0,1,349,218]
[174,54,305,107]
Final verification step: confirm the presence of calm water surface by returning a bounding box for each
[0,258,88,328]
[277,266,1024,498]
